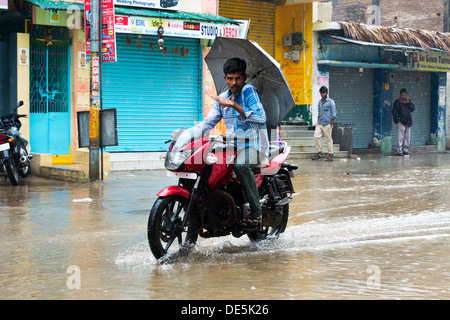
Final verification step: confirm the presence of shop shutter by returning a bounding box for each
[219,0,275,57]
[102,34,201,152]
[391,71,431,147]
[329,67,374,149]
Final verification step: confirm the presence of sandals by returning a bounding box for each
[312,153,334,161]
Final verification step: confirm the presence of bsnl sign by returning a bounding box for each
[114,0,181,11]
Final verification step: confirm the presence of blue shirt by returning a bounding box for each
[198,83,269,156]
[318,97,337,126]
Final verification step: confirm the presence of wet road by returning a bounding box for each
[1,153,449,300]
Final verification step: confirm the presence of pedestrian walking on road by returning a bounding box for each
[312,86,337,162]
[392,88,415,156]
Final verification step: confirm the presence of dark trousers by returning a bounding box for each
[234,148,261,219]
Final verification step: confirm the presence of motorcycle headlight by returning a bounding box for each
[165,149,194,171]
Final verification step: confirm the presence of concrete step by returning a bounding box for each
[281,130,315,138]
[286,150,349,161]
[39,164,90,183]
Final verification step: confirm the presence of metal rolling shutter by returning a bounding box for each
[102,34,201,152]
[329,67,374,149]
[391,71,431,147]
[219,0,275,56]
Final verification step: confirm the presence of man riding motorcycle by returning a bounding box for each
[196,57,269,228]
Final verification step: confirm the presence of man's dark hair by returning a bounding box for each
[400,88,407,94]
[319,86,328,94]
[223,58,246,75]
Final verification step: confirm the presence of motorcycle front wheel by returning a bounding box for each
[4,152,19,186]
[147,195,200,260]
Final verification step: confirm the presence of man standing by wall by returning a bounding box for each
[392,88,415,156]
[312,86,337,162]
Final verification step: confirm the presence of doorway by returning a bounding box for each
[29,28,70,155]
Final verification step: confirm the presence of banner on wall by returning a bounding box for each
[114,15,247,40]
[114,0,181,11]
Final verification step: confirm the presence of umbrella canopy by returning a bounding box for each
[205,37,295,128]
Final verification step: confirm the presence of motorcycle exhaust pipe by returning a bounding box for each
[20,155,30,165]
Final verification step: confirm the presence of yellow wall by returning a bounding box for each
[275,3,313,107]
[16,33,30,142]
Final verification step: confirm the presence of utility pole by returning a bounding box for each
[89,0,101,181]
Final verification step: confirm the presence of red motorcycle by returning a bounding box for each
[147,127,298,260]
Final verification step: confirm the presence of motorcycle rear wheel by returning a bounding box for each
[147,195,199,260]
[4,152,19,186]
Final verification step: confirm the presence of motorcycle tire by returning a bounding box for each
[19,165,29,178]
[4,152,19,186]
[147,195,200,260]
[247,203,289,242]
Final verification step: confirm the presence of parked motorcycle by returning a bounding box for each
[147,127,298,260]
[0,101,33,186]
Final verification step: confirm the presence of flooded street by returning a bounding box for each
[1,153,449,300]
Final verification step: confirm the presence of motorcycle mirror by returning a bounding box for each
[17,101,24,107]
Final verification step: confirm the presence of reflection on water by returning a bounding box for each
[0,154,449,299]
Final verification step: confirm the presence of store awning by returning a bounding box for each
[25,0,240,24]
[114,7,240,24]
[25,0,83,10]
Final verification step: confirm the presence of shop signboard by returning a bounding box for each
[413,50,450,72]
[114,0,181,11]
[114,15,247,40]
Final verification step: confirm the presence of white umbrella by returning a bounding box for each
[205,37,295,127]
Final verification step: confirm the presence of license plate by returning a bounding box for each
[166,171,197,180]
[0,143,9,152]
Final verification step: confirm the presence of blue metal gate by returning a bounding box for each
[29,34,70,155]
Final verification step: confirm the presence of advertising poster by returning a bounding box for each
[85,0,117,62]
[102,0,117,62]
[84,0,91,55]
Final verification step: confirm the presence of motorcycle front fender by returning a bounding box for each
[157,185,191,199]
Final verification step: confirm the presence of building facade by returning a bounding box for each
[312,1,448,153]
[329,0,450,151]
